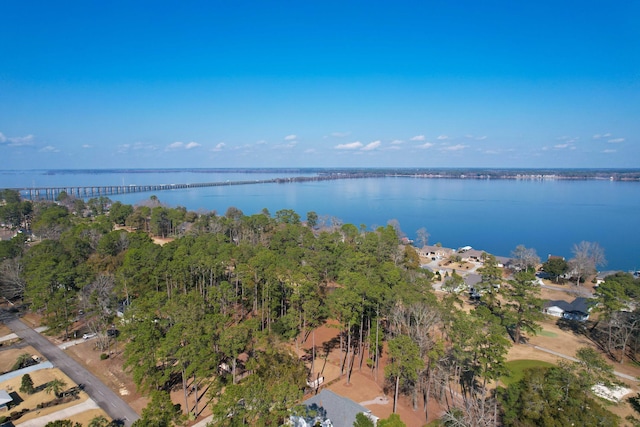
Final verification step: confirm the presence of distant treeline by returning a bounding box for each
[39,168,640,181]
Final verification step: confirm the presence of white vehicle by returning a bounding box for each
[82,333,96,340]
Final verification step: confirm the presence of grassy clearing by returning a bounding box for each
[502,359,555,387]
[538,330,558,337]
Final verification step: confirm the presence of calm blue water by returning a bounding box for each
[1,170,639,271]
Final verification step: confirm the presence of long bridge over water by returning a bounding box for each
[11,174,368,201]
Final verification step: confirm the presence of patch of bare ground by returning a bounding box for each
[292,321,442,427]
[0,323,11,337]
[66,408,110,426]
[64,337,219,426]
[152,236,174,246]
[20,312,42,329]
[64,341,148,416]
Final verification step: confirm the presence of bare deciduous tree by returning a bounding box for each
[416,227,430,248]
[441,395,498,427]
[82,273,116,350]
[569,241,606,286]
[509,245,540,272]
[0,257,26,300]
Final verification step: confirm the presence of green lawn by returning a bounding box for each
[502,359,555,386]
[537,330,558,337]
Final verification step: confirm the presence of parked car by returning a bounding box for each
[82,333,96,340]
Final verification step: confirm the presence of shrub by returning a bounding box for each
[20,373,35,394]
[100,353,109,360]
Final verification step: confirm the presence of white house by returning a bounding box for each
[0,389,12,412]
[545,306,565,317]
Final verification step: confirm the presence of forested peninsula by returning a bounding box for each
[1,188,639,427]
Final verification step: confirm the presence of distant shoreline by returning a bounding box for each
[2,167,640,182]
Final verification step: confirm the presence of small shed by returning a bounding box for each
[0,390,12,411]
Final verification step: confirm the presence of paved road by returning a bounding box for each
[1,312,139,426]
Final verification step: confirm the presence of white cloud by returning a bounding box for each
[608,138,625,143]
[410,135,425,141]
[465,134,487,141]
[7,134,34,146]
[335,141,363,150]
[593,132,612,139]
[603,149,617,153]
[557,136,579,143]
[39,145,59,153]
[418,142,434,149]
[330,131,350,138]
[274,140,297,149]
[304,148,316,153]
[284,134,297,141]
[212,142,226,152]
[0,132,35,146]
[118,142,158,154]
[554,143,571,149]
[441,144,467,151]
[256,139,267,145]
[362,140,381,151]
[168,141,184,150]
[437,135,450,140]
[82,144,92,148]
[391,139,404,145]
[166,141,200,150]
[475,135,487,141]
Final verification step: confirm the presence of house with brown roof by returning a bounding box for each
[418,245,454,260]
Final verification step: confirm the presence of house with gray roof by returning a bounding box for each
[0,390,12,411]
[290,389,377,427]
[543,297,591,321]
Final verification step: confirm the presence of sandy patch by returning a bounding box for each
[0,346,41,374]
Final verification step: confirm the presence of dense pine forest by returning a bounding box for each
[1,188,638,426]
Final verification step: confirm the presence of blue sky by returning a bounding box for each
[1,1,638,169]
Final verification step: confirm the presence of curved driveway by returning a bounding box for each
[1,312,139,426]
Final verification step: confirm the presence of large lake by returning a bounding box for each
[2,170,639,272]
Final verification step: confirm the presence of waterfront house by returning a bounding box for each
[495,256,511,268]
[418,245,454,260]
[460,249,485,263]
